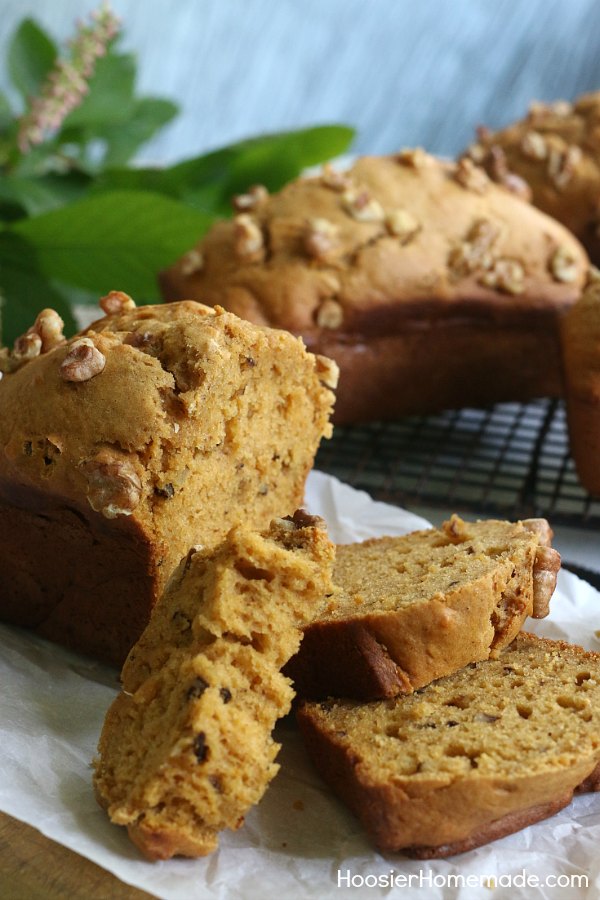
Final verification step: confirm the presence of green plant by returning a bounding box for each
[0,4,354,343]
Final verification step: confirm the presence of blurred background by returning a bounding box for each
[1,0,599,165]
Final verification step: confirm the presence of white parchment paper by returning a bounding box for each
[1,470,599,899]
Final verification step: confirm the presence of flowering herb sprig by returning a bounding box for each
[0,6,354,344]
[17,4,120,153]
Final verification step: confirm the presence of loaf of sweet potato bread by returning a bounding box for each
[298,633,600,857]
[0,294,338,664]
[94,511,335,859]
[160,152,587,423]
[286,515,559,699]
[561,267,600,495]
[464,91,600,263]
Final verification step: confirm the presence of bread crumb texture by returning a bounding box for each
[298,633,600,855]
[0,297,337,664]
[287,516,559,699]
[93,513,335,860]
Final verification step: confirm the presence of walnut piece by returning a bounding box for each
[316,298,344,329]
[395,148,433,168]
[531,546,561,618]
[232,184,268,212]
[342,188,384,223]
[549,246,579,283]
[520,131,548,161]
[179,249,205,277]
[60,338,106,382]
[82,452,142,519]
[448,218,500,278]
[13,332,42,362]
[100,290,136,315]
[32,309,66,352]
[233,214,264,260]
[320,163,352,192]
[304,217,339,260]
[547,145,582,189]
[453,157,490,193]
[479,258,525,295]
[385,209,420,242]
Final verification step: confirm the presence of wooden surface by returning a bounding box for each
[0,812,155,900]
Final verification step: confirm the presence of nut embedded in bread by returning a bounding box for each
[93,513,335,860]
[286,515,559,700]
[160,152,588,424]
[297,633,600,857]
[0,296,337,665]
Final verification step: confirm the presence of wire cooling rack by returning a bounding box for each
[316,399,600,529]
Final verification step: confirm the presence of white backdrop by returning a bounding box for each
[0,0,599,165]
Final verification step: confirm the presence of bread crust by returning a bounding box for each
[0,301,336,664]
[160,153,587,424]
[297,635,600,857]
[466,92,600,263]
[286,519,556,700]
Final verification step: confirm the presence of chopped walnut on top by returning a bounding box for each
[233,214,265,261]
[528,99,573,122]
[385,209,420,243]
[549,246,579,283]
[0,307,66,375]
[320,163,352,192]
[479,258,525,295]
[547,144,582,189]
[232,184,268,213]
[60,337,106,382]
[342,187,384,223]
[304,217,339,260]
[179,249,205,277]
[395,147,433,168]
[315,298,344,330]
[448,218,500,278]
[520,131,548,161]
[100,290,136,316]
[453,157,490,194]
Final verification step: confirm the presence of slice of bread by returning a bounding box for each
[297,633,600,858]
[93,511,334,860]
[286,516,559,700]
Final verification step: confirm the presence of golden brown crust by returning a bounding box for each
[0,299,336,664]
[297,633,600,857]
[160,153,587,424]
[286,518,556,700]
[465,93,600,262]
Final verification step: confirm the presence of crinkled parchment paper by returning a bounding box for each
[1,471,599,899]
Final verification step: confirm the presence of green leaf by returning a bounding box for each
[8,19,57,102]
[11,190,214,298]
[0,232,76,344]
[171,124,355,214]
[100,97,179,168]
[0,91,13,132]
[93,124,356,215]
[0,172,91,218]
[62,53,136,130]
